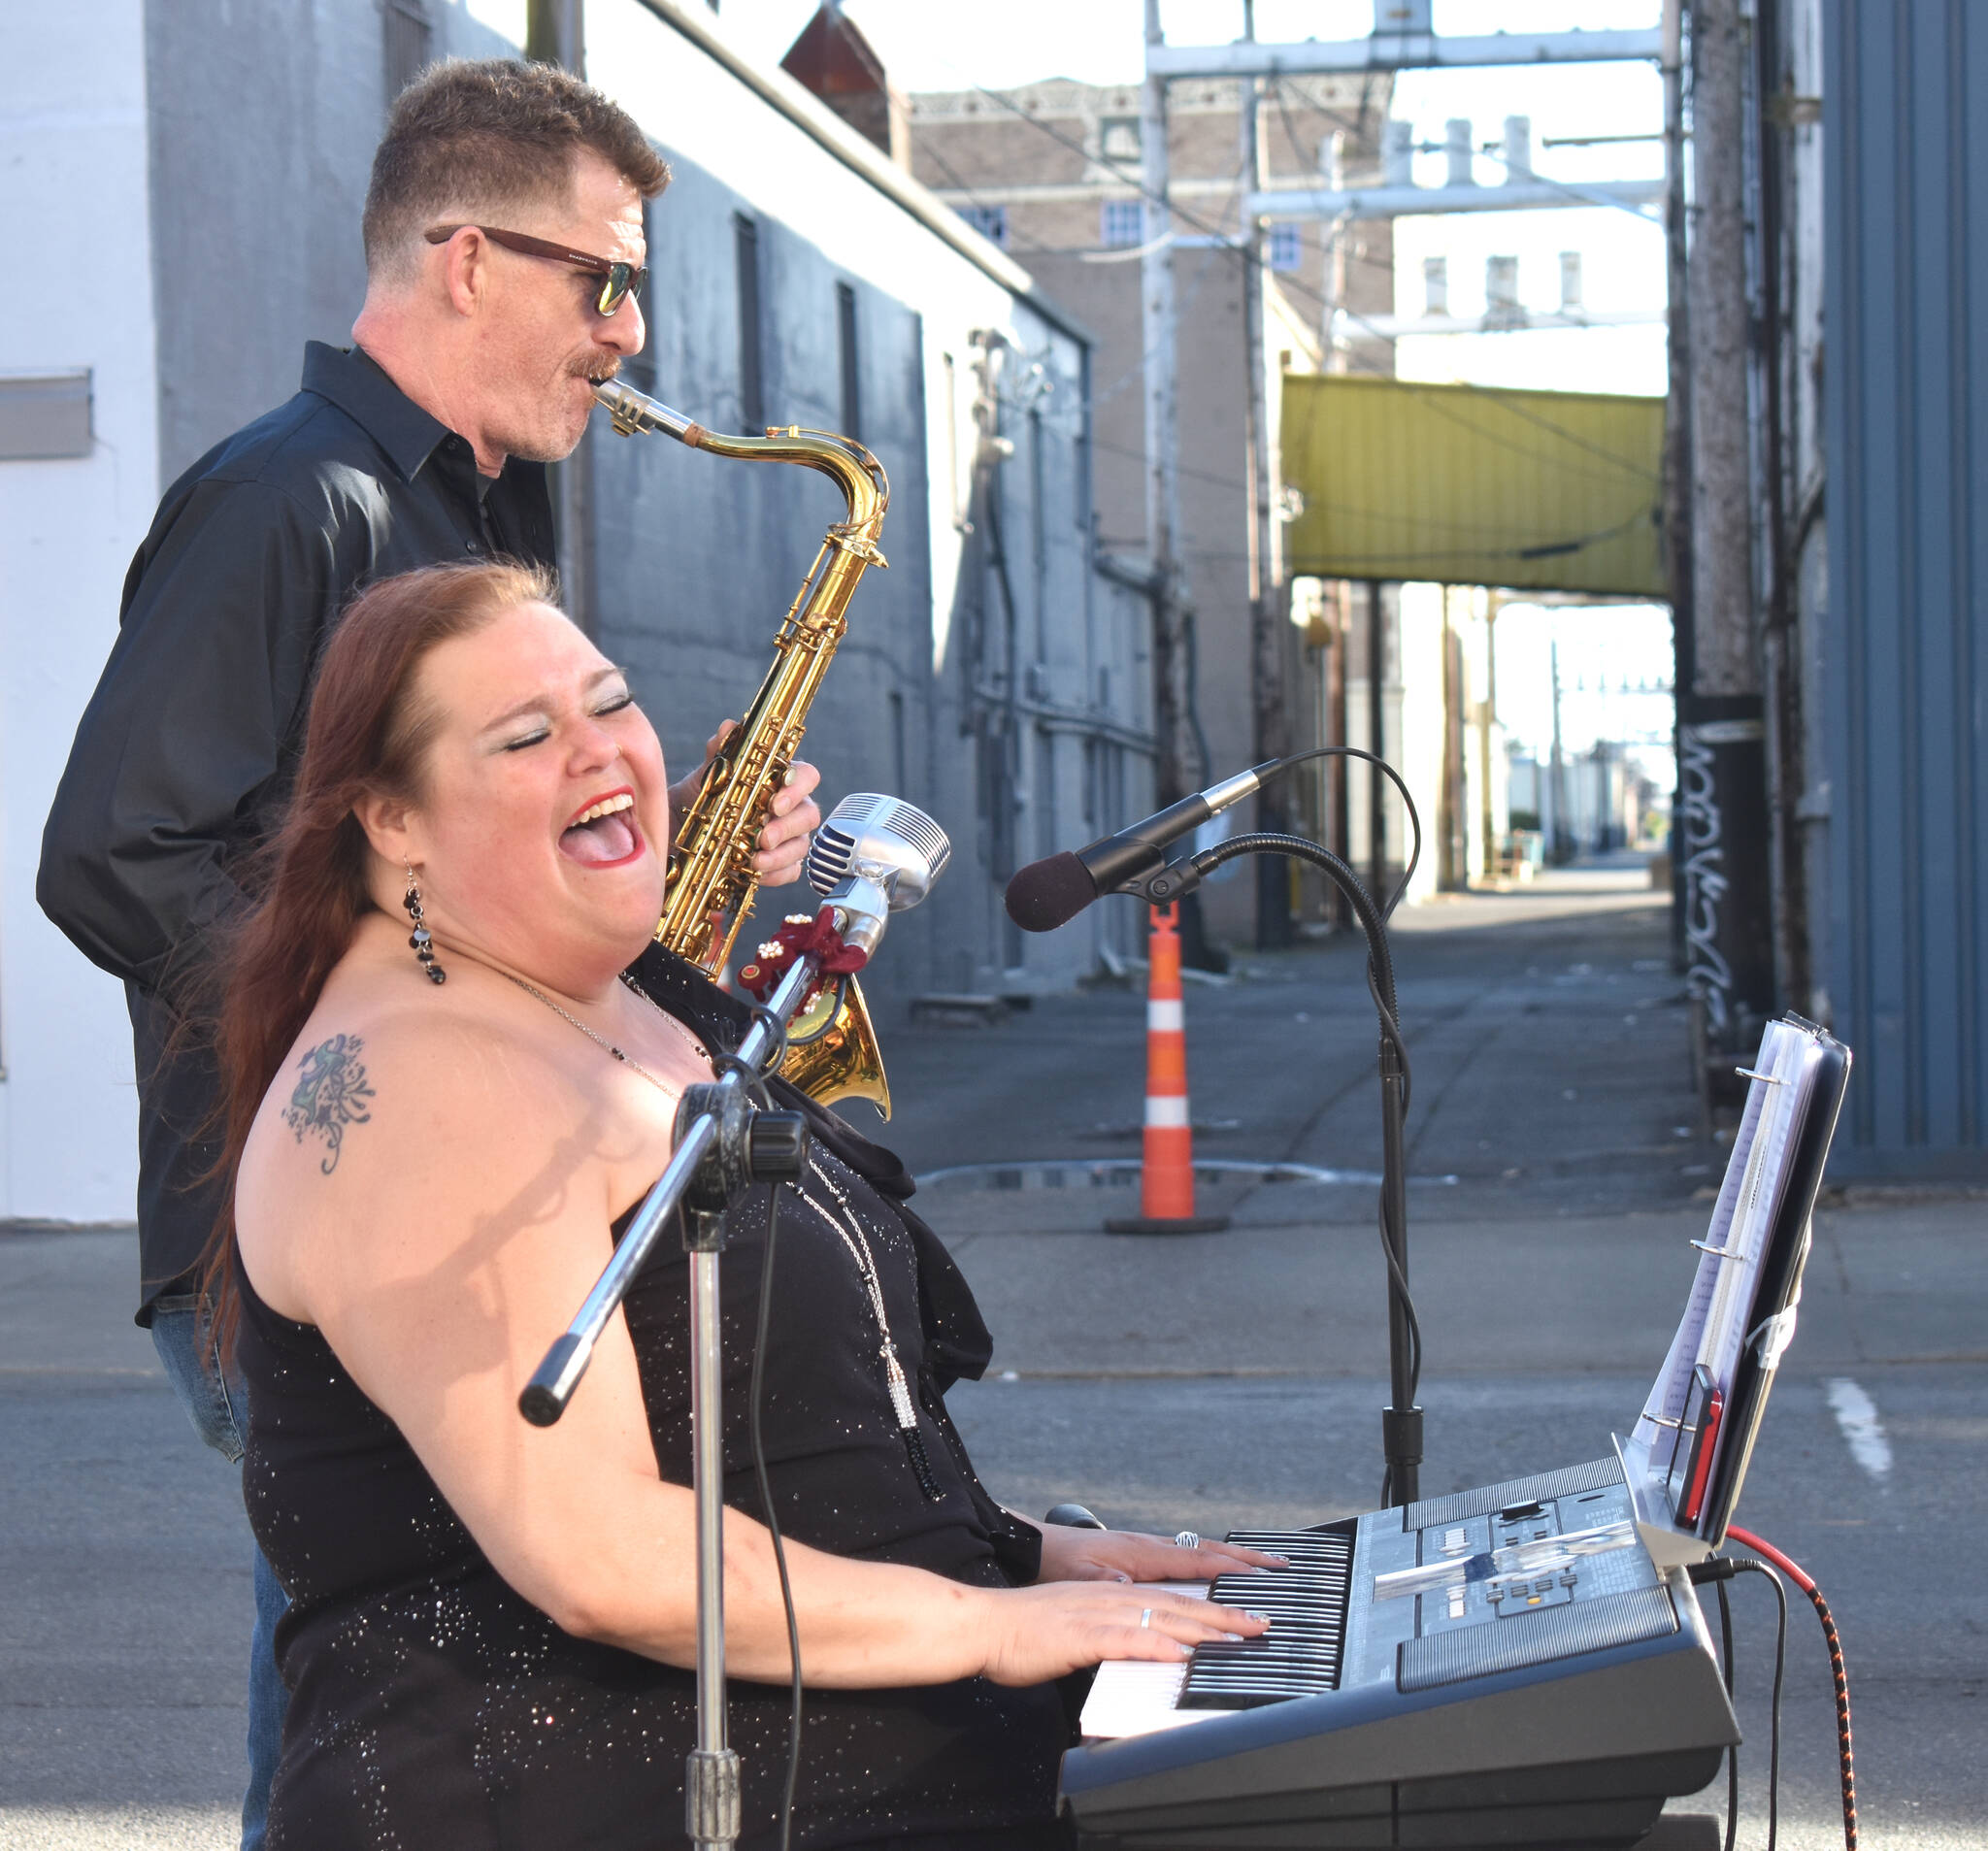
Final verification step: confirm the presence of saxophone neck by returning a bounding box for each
[590,380,887,527]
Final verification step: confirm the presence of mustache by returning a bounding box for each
[575,358,621,385]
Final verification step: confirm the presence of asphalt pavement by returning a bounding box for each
[5,861,1983,1849]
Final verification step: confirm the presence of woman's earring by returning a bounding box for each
[403,865,446,985]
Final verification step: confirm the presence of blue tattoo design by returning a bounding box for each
[283,1034,377,1175]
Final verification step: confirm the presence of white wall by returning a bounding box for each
[0,1,156,1219]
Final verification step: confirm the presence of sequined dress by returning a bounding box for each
[236,951,1074,1850]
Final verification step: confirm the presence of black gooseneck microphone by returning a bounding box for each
[1004,759,1280,932]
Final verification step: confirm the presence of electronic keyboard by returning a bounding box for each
[1061,1018,1850,1847]
[1065,1457,1733,1847]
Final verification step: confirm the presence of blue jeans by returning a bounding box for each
[150,1298,287,1851]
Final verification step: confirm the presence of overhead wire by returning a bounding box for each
[923,60,1662,481]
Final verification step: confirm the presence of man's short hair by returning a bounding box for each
[363,59,671,280]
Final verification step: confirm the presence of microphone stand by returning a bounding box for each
[519,956,816,1851]
[1136,833,1424,1507]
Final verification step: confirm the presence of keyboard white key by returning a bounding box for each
[1078,1582,1219,1740]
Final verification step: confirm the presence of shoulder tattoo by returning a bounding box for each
[282,1034,377,1175]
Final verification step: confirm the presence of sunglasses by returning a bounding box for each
[424,224,646,317]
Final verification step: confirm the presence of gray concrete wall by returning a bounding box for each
[145,0,514,483]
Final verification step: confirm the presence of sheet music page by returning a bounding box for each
[1695,1023,1808,1398]
[1629,1019,1827,1527]
[1633,1033,1778,1447]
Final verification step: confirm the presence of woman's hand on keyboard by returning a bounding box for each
[974,1583,1269,1687]
[1029,1523,1289,1587]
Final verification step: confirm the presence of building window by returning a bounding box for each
[1267,223,1302,273]
[1101,199,1143,248]
[382,0,432,103]
[1485,254,1521,326]
[1559,250,1583,312]
[836,281,861,442]
[1423,255,1448,316]
[734,214,764,430]
[959,202,1009,248]
[1101,116,1142,162]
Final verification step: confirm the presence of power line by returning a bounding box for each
[921,62,1662,479]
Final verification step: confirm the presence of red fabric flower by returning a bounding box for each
[737,906,871,1006]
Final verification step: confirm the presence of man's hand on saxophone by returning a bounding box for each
[668,718,823,889]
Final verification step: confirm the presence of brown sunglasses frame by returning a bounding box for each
[423,223,646,315]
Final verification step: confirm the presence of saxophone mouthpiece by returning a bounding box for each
[592,379,694,443]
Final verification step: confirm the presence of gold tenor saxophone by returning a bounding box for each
[592,378,897,1116]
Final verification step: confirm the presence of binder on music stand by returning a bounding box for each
[1614,1016,1851,1569]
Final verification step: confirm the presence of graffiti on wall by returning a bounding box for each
[1679,726,1732,1033]
[1678,718,1764,1038]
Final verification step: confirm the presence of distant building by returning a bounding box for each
[908,74,1399,943]
[0,0,1149,1221]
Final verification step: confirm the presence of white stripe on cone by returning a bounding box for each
[1144,1095,1190,1128]
[1147,998,1185,1032]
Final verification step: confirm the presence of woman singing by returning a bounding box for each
[208,561,1272,1848]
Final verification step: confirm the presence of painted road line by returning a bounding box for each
[1826,1377,1893,1480]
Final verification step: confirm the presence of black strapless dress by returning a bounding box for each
[238,950,1074,1850]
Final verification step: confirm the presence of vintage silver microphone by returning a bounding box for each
[803,793,952,956]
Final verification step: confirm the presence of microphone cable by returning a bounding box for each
[1185,827,1423,1492]
[728,1001,804,1851]
[1259,745,1424,920]
[1729,1525,1858,1850]
[1692,1546,1804,1851]
[751,1180,803,1851]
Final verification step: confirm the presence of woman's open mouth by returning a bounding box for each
[558,790,645,868]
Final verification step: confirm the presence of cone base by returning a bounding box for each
[1102,1214,1232,1236]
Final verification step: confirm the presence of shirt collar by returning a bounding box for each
[299,341,462,484]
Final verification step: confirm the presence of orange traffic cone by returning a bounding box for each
[1105,904,1230,1235]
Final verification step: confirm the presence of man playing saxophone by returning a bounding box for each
[35,60,822,1848]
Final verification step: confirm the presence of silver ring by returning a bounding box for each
[1175,1531,1200,1550]
[1139,1607,1153,1628]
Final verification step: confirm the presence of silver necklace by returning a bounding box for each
[793,1156,944,1501]
[504,971,710,1094]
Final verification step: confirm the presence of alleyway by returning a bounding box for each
[4,863,1981,1848]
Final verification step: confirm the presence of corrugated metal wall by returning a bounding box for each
[1823,0,1988,1173]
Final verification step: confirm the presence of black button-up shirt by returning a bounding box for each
[38,342,557,1319]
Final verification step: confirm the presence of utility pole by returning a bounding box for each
[1548,633,1567,862]
[1239,0,1293,946]
[1662,0,1693,972]
[1748,0,1808,1014]
[1682,0,1775,1070]
[1141,0,1191,810]
[528,0,595,638]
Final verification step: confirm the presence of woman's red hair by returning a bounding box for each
[201,559,560,1341]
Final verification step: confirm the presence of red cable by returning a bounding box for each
[1725,1525,1857,1851]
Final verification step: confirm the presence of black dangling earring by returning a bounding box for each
[404,864,446,984]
